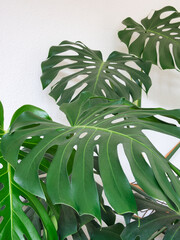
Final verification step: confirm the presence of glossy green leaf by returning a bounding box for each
[10,104,51,126]
[41,40,151,105]
[118,6,180,69]
[58,205,78,240]
[121,191,180,239]
[0,104,58,240]
[2,97,180,221]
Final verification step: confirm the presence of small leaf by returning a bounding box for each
[118,6,180,70]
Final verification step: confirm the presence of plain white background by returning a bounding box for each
[0,1,180,237]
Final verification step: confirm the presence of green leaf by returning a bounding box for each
[0,105,58,239]
[118,6,180,69]
[0,150,58,239]
[87,221,124,240]
[121,191,180,239]
[72,229,88,240]
[10,104,51,127]
[58,205,78,240]
[41,41,151,105]
[2,98,180,221]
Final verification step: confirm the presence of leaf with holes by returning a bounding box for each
[0,103,58,240]
[41,40,151,105]
[121,188,180,239]
[1,96,180,222]
[118,6,180,70]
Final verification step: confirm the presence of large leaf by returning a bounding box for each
[41,40,151,105]
[118,6,180,69]
[1,96,180,221]
[121,188,180,239]
[0,103,58,240]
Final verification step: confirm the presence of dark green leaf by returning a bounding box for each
[121,192,180,239]
[0,150,58,240]
[118,6,180,70]
[41,41,151,105]
[58,205,78,240]
[87,221,124,240]
[2,98,180,221]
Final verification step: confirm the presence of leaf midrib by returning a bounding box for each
[92,61,105,93]
[146,29,179,45]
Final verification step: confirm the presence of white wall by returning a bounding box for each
[0,0,180,230]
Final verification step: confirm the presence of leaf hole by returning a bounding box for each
[70,82,88,102]
[165,172,171,183]
[111,118,124,124]
[141,152,150,167]
[84,55,93,60]
[117,143,134,182]
[170,32,178,35]
[129,32,140,46]
[0,163,3,169]
[0,216,4,224]
[83,60,95,64]
[162,28,172,32]
[159,36,163,39]
[169,17,180,24]
[93,120,98,124]
[64,74,88,90]
[26,136,32,139]
[108,66,115,70]
[40,136,44,139]
[104,114,114,119]
[94,135,101,141]
[19,195,29,204]
[149,33,155,36]
[154,115,180,126]
[54,59,77,68]
[105,79,112,88]
[101,89,106,97]
[113,74,126,86]
[174,37,180,40]
[17,159,22,164]
[160,11,175,19]
[55,49,79,56]
[0,205,6,211]
[0,183,4,191]
[144,37,150,48]
[73,145,77,150]
[124,125,135,128]
[157,24,165,29]
[79,132,88,139]
[86,66,96,69]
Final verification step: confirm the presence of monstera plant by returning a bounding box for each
[0,5,180,240]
